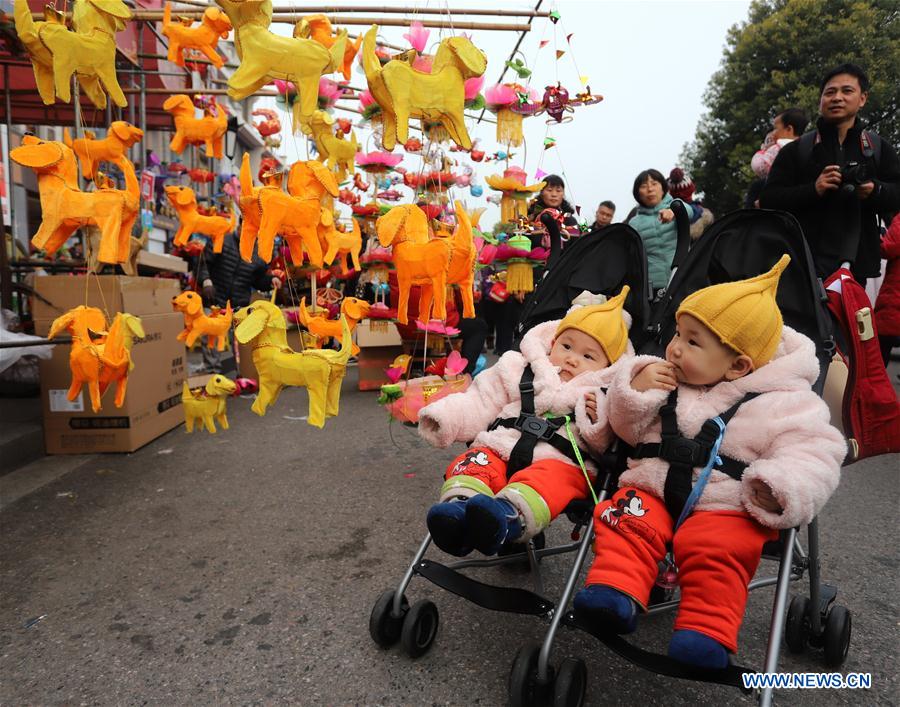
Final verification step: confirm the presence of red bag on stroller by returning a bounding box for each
[824,268,900,462]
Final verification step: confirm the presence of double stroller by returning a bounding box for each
[368,208,851,706]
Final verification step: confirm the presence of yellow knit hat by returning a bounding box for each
[676,254,790,369]
[555,286,630,363]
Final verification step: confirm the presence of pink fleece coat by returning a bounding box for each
[607,327,845,529]
[418,321,634,469]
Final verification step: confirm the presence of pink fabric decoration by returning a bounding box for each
[356,151,404,168]
[274,79,296,95]
[359,89,375,109]
[318,78,346,108]
[403,21,430,53]
[496,243,532,260]
[415,320,460,336]
[444,350,468,376]
[485,83,518,108]
[464,76,485,101]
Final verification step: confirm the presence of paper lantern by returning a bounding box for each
[63,122,143,181]
[308,110,359,180]
[505,233,535,295]
[361,24,487,151]
[14,0,132,108]
[10,136,139,265]
[297,14,362,81]
[182,375,237,434]
[215,0,347,133]
[47,306,144,413]
[485,83,540,147]
[322,216,364,275]
[233,299,353,427]
[376,204,451,324]
[298,296,370,355]
[418,200,477,322]
[171,291,233,351]
[165,185,236,253]
[164,94,228,159]
[161,2,232,69]
[485,167,545,223]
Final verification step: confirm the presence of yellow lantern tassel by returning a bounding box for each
[425,121,451,144]
[496,108,524,147]
[506,261,534,294]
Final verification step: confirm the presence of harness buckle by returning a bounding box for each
[659,436,708,467]
[514,414,560,441]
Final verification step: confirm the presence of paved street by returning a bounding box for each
[1,372,897,706]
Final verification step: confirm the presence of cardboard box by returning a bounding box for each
[357,345,403,391]
[137,251,188,273]
[356,319,402,348]
[38,313,186,454]
[33,275,181,322]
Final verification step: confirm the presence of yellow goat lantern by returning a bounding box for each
[182,375,238,433]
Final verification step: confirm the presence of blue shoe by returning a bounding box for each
[668,630,729,669]
[573,585,638,634]
[465,494,523,556]
[426,500,472,557]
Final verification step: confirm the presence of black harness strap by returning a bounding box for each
[489,366,585,478]
[632,389,760,518]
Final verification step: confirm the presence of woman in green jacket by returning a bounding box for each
[626,169,698,293]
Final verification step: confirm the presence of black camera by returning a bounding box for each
[838,161,871,194]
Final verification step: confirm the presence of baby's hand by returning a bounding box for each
[631,362,677,392]
[659,208,675,223]
[748,479,783,513]
[585,392,598,423]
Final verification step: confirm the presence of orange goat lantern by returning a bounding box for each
[376,204,451,324]
[47,306,145,413]
[298,296,370,355]
[171,291,233,351]
[162,2,232,69]
[163,94,228,159]
[10,135,139,265]
[165,185,236,253]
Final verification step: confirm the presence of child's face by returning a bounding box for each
[665,313,753,386]
[549,329,610,382]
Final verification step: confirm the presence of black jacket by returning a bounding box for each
[760,117,900,279]
[527,196,578,226]
[197,231,274,308]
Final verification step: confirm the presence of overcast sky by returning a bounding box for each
[276,0,753,228]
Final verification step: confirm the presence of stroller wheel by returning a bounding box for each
[553,657,587,707]
[369,589,408,648]
[509,642,553,707]
[784,595,811,653]
[823,605,851,668]
[400,599,439,658]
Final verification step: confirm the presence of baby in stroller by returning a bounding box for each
[417,287,633,557]
[574,255,846,669]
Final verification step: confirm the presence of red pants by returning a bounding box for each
[444,447,588,520]
[586,486,777,652]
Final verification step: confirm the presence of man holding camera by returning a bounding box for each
[761,63,900,280]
